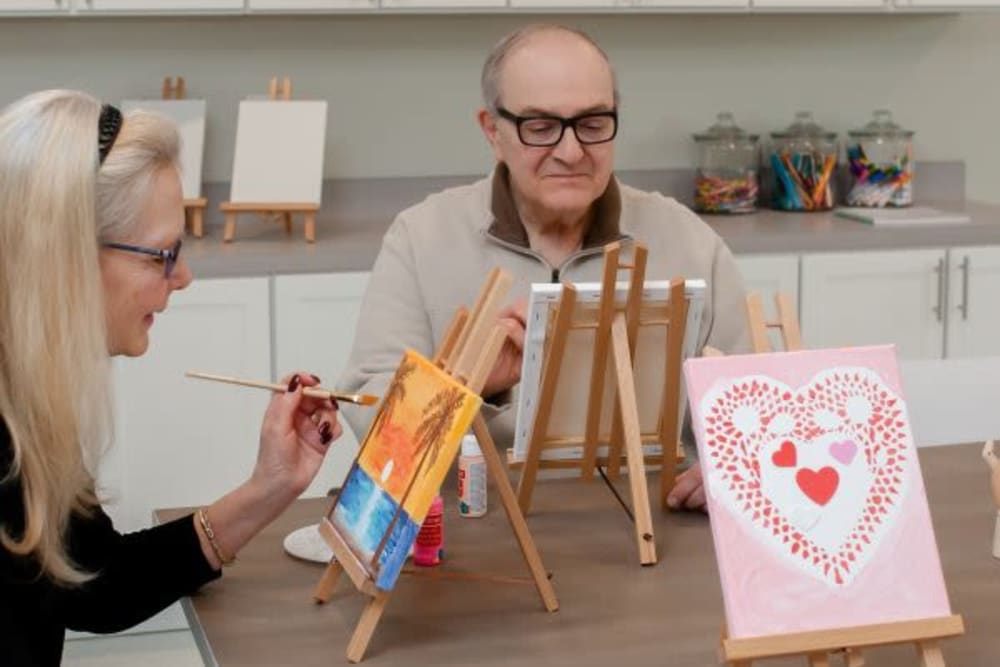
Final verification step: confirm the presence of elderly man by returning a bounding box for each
[339,24,750,511]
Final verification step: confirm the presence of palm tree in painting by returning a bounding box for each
[412,387,466,472]
[372,357,417,438]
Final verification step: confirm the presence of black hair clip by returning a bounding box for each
[97,104,122,165]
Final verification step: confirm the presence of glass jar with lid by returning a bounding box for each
[769,111,838,212]
[846,110,914,208]
[693,112,759,214]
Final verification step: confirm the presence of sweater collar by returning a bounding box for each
[486,163,624,250]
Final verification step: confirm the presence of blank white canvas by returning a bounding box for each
[121,99,206,199]
[511,280,706,463]
[230,100,327,204]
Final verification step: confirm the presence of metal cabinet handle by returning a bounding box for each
[933,257,945,323]
[958,255,970,321]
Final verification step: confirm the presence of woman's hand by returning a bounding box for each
[251,372,341,504]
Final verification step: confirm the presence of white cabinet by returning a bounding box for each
[945,245,1000,359]
[800,249,947,359]
[247,0,376,10]
[273,272,370,498]
[74,0,243,12]
[103,277,272,533]
[753,0,885,7]
[736,253,800,307]
[896,0,999,7]
[0,0,69,12]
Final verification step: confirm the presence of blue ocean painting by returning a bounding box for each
[333,466,421,591]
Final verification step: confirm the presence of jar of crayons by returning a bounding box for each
[846,110,914,208]
[768,111,838,212]
[693,112,759,214]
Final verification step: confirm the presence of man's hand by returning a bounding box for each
[481,300,526,399]
[666,464,707,513]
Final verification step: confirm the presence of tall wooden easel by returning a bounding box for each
[726,292,964,666]
[312,268,559,663]
[161,76,208,238]
[746,291,803,353]
[220,77,319,243]
[515,242,691,566]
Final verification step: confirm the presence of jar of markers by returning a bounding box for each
[692,111,760,214]
[769,111,838,212]
[846,110,914,208]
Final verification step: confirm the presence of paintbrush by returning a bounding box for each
[185,371,379,407]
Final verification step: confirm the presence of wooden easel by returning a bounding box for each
[720,614,964,667]
[220,77,319,243]
[514,242,692,566]
[312,268,559,663]
[726,294,964,666]
[746,291,803,353]
[161,76,208,238]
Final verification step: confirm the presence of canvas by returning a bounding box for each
[121,99,206,199]
[511,279,705,463]
[331,350,482,591]
[684,345,952,639]
[229,99,327,204]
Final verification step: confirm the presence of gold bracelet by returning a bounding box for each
[197,508,235,566]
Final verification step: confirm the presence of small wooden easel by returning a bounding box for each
[720,615,964,667]
[515,242,691,566]
[312,268,559,663]
[220,77,319,243]
[746,291,803,353]
[162,76,208,238]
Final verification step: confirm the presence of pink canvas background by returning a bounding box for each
[684,345,951,639]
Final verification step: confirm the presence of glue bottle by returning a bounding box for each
[413,495,444,566]
[458,434,487,518]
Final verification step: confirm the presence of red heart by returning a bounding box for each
[796,466,839,506]
[771,441,797,468]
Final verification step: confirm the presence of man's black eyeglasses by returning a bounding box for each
[495,107,618,147]
[103,239,183,279]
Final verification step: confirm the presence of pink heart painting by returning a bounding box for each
[685,346,951,639]
[698,366,909,586]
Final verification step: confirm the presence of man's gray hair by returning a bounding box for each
[480,24,620,113]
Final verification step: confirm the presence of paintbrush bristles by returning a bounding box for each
[185,371,379,407]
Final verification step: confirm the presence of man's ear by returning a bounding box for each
[477,108,503,162]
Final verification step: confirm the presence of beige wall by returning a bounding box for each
[1,13,996,202]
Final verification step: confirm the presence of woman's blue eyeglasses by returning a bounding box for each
[102,239,182,279]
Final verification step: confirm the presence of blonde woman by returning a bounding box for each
[0,90,342,665]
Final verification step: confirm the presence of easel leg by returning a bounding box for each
[916,641,945,667]
[807,652,831,667]
[473,415,559,612]
[191,207,204,238]
[610,315,657,566]
[844,647,865,666]
[346,592,390,663]
[282,211,293,234]
[223,211,236,242]
[304,211,316,243]
[312,558,343,604]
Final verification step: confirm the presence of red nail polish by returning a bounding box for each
[329,397,339,410]
[310,374,321,383]
[287,375,300,392]
[319,421,332,444]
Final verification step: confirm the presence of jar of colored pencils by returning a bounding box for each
[846,110,914,208]
[768,111,838,212]
[693,112,760,215]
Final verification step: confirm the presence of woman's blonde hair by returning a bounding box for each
[0,90,180,585]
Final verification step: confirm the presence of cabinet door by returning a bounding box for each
[736,253,800,350]
[752,0,885,7]
[0,0,69,12]
[102,277,271,533]
[274,272,370,498]
[946,246,1000,358]
[75,0,243,12]
[896,0,1000,7]
[800,249,946,359]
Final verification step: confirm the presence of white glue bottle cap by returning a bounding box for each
[461,434,482,458]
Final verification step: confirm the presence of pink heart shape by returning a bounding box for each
[829,439,858,466]
[700,368,910,586]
